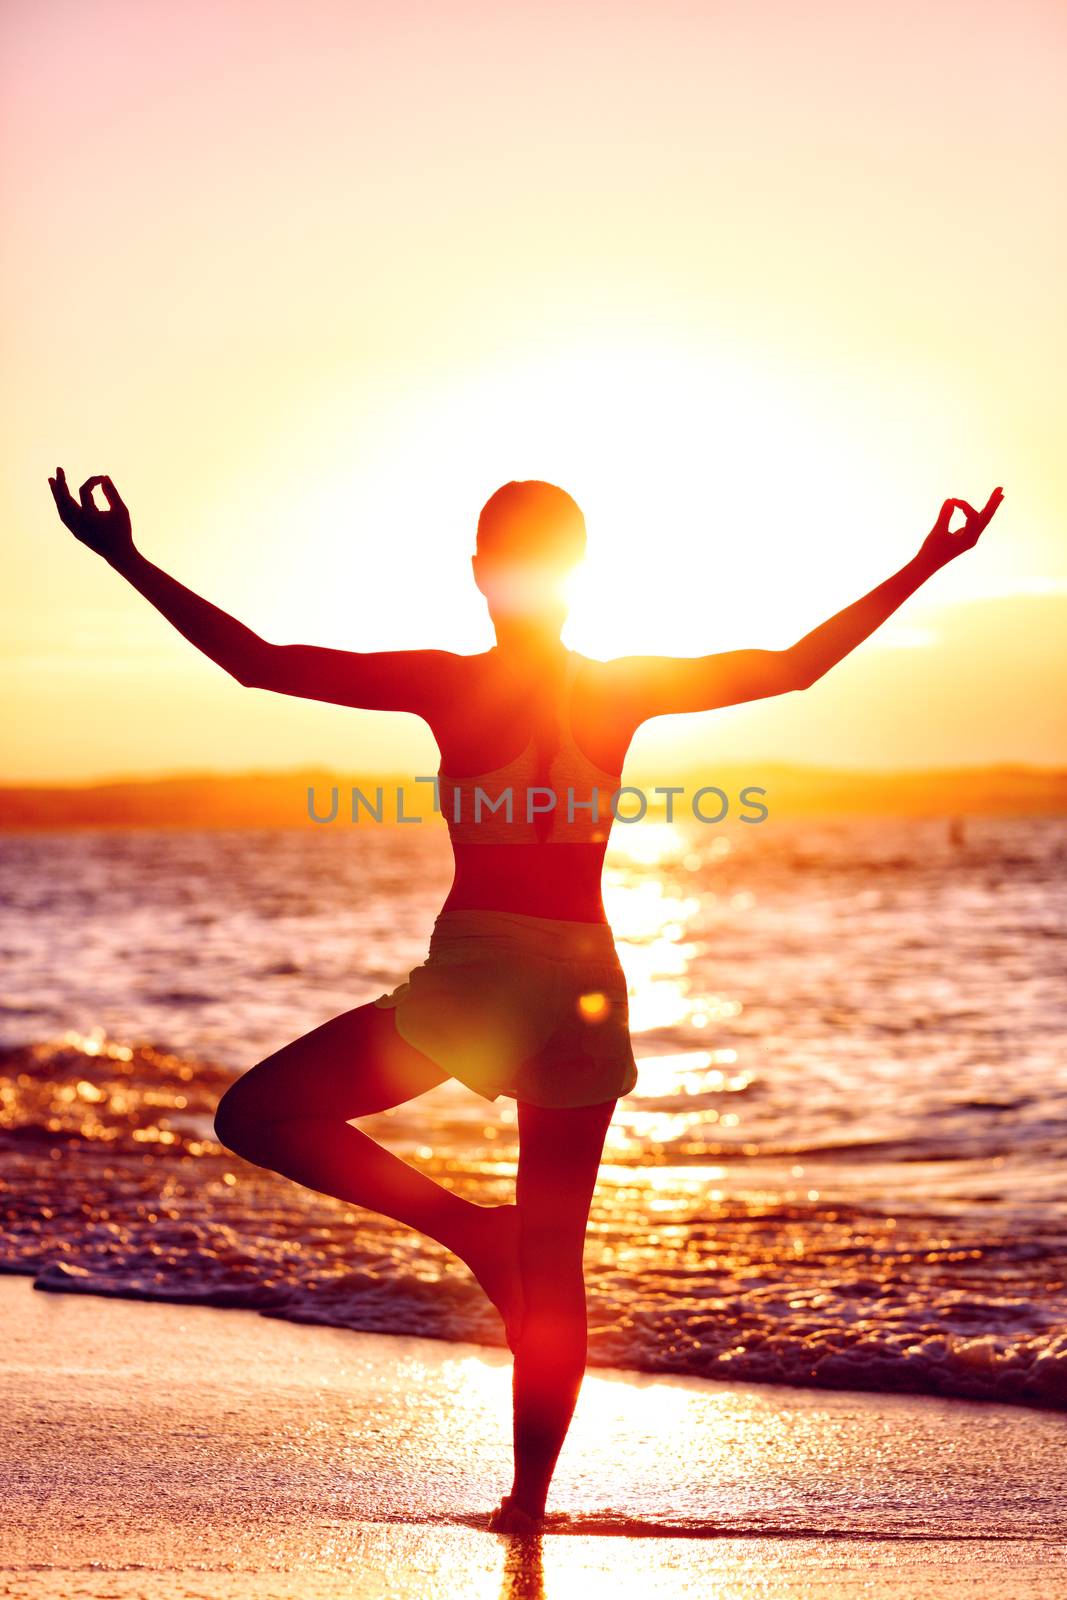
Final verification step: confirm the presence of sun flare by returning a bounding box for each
[240,333,950,668]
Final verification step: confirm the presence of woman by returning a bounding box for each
[47,468,1003,1531]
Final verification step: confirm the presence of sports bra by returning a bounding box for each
[438,649,621,845]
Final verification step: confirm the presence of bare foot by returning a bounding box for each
[488,1493,543,1534]
[467,1203,524,1352]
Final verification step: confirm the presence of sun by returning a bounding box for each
[226,328,946,664]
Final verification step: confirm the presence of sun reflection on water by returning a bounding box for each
[603,873,709,1036]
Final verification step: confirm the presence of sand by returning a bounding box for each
[1,1277,1064,1599]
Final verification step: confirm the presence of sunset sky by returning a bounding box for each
[3,0,1065,781]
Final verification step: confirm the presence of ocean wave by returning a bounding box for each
[4,1032,1067,1413]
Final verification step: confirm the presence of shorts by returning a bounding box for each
[372,908,638,1108]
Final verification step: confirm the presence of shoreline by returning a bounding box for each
[11,1255,1067,1418]
[3,1278,1065,1598]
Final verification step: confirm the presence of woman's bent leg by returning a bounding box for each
[213,1002,522,1343]
[497,1095,616,1525]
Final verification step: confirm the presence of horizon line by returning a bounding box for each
[3,759,1066,792]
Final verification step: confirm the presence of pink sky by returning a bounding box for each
[3,0,1065,779]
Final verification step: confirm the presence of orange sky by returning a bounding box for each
[3,0,1065,781]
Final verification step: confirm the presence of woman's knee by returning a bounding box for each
[212,1069,264,1155]
[520,1253,587,1332]
[516,1286,588,1376]
[520,1216,586,1285]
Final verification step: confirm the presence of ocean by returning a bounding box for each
[2,814,1065,1408]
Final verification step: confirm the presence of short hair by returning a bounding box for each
[476,480,586,568]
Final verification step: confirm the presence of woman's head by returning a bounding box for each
[472,480,586,635]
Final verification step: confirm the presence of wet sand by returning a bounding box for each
[1,1279,1064,1598]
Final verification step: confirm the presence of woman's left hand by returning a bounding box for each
[48,468,135,565]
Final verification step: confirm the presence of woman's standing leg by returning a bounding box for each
[492,1095,616,1527]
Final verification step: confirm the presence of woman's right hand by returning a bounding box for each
[48,468,135,564]
[919,487,1003,570]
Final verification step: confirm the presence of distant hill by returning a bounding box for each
[0,764,1065,828]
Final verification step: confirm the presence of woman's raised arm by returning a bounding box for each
[47,468,454,714]
[602,488,1004,726]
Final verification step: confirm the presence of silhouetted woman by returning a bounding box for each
[48,468,1002,1530]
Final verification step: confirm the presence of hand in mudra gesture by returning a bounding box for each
[921,486,1004,568]
[47,467,134,563]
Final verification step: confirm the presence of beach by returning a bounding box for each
[8,0,1066,1585]
[2,1276,1065,1598]
[3,815,1067,1594]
